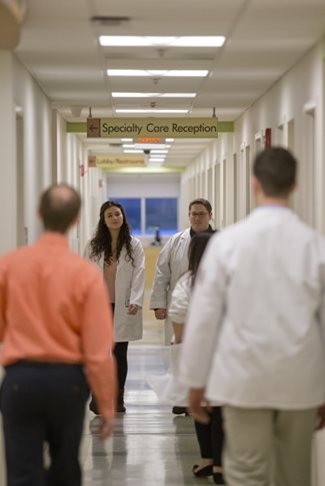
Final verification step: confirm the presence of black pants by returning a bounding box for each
[110,304,129,390]
[194,406,224,467]
[114,341,129,390]
[0,362,89,486]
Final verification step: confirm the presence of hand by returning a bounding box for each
[99,416,115,440]
[128,304,138,315]
[188,387,211,424]
[154,308,167,320]
[316,404,325,430]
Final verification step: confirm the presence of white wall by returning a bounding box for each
[182,39,325,233]
[0,52,16,255]
[13,55,54,245]
[233,40,325,231]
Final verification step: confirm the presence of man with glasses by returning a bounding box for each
[150,198,215,414]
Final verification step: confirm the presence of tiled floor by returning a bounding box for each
[82,344,204,486]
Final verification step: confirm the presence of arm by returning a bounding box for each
[128,240,145,313]
[169,273,191,343]
[0,259,6,342]
[80,272,117,423]
[172,322,184,344]
[179,237,227,389]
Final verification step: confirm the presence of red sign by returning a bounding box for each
[80,164,85,177]
[135,137,164,144]
[265,128,272,148]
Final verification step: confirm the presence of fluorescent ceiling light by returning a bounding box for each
[149,159,165,163]
[100,36,225,47]
[121,138,133,142]
[123,150,144,154]
[116,108,189,114]
[107,69,208,78]
[135,144,171,149]
[150,150,169,154]
[123,144,171,149]
[112,92,196,98]
[173,36,225,47]
[166,138,174,142]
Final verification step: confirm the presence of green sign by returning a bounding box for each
[87,117,219,139]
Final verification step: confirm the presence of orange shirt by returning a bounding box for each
[0,232,116,419]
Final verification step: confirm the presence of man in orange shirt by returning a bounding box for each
[0,184,116,486]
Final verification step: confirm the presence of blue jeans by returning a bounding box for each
[0,362,89,486]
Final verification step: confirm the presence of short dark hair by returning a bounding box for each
[253,147,297,197]
[188,232,214,286]
[188,198,212,214]
[39,184,81,233]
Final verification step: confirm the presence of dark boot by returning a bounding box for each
[116,388,126,413]
[89,396,100,415]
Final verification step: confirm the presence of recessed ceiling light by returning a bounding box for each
[116,108,189,114]
[107,69,208,78]
[100,36,225,47]
[112,92,196,98]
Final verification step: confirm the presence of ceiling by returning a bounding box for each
[14,0,325,168]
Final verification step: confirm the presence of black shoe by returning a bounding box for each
[192,464,213,477]
[116,402,126,413]
[172,406,188,415]
[89,398,100,415]
[213,472,226,484]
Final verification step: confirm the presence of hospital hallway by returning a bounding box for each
[82,344,200,486]
[81,296,201,486]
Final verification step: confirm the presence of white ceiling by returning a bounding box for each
[14,0,325,168]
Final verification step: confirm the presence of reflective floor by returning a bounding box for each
[82,344,204,486]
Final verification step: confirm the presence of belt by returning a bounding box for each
[5,360,83,369]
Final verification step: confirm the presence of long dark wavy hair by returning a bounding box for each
[188,232,214,287]
[89,200,135,266]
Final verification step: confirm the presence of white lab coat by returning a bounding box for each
[150,228,191,342]
[150,228,191,310]
[84,237,145,342]
[180,207,325,409]
[147,272,192,406]
[168,271,192,324]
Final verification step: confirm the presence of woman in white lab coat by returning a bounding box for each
[84,200,145,413]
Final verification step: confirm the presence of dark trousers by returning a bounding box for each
[0,362,89,486]
[114,341,129,390]
[110,304,129,390]
[194,406,224,467]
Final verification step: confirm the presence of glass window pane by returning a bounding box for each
[111,198,141,235]
[145,198,178,236]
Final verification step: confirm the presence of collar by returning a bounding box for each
[190,225,215,238]
[38,232,69,247]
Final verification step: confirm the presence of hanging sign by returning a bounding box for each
[87,118,218,139]
[88,154,145,169]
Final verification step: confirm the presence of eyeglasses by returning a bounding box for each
[189,212,210,217]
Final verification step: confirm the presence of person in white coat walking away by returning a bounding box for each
[179,147,325,486]
[84,200,145,413]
